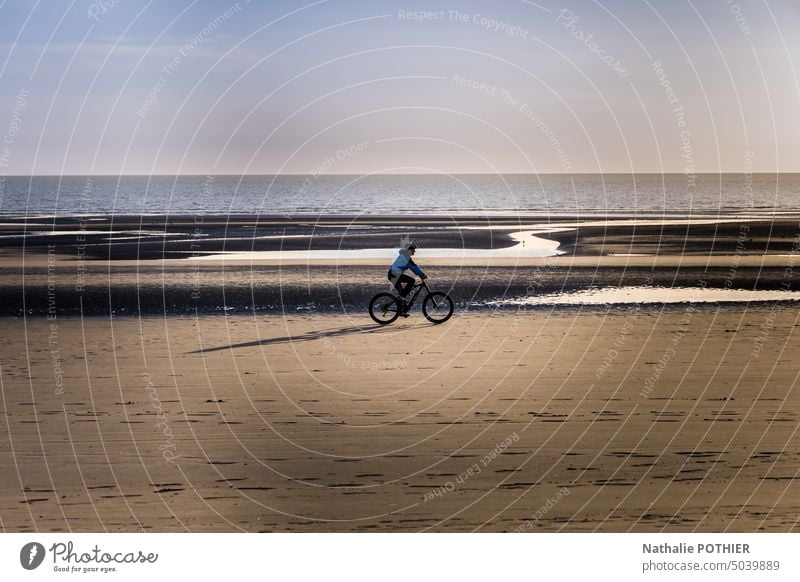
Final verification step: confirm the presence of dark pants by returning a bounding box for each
[388,271,415,297]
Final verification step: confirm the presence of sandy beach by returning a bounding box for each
[1,212,799,532]
[1,308,798,532]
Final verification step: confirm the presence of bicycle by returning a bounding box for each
[368,279,454,325]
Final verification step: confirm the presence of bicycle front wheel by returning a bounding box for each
[422,292,454,324]
[369,293,401,324]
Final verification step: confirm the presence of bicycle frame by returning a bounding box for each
[399,280,430,308]
[371,277,452,325]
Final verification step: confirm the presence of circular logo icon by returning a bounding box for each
[20,542,46,570]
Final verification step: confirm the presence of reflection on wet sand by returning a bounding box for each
[485,286,800,307]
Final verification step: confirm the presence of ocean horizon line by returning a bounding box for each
[3,171,800,178]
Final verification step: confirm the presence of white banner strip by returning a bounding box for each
[1,533,798,581]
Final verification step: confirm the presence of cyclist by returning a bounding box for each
[388,240,426,316]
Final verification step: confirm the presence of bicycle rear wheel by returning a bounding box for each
[369,293,401,324]
[422,292,454,324]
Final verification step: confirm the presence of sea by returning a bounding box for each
[0,173,797,216]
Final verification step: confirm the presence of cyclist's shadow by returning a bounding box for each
[189,321,433,354]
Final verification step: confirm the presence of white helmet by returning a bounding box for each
[400,235,417,251]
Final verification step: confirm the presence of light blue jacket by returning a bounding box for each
[389,249,425,277]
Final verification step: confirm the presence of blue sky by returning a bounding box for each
[0,0,798,174]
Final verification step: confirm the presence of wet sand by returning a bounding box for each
[2,213,800,260]
[1,309,798,532]
[2,213,800,315]
[2,258,800,317]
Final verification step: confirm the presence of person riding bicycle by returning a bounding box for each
[388,240,426,316]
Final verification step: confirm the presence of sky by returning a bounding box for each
[0,0,798,175]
